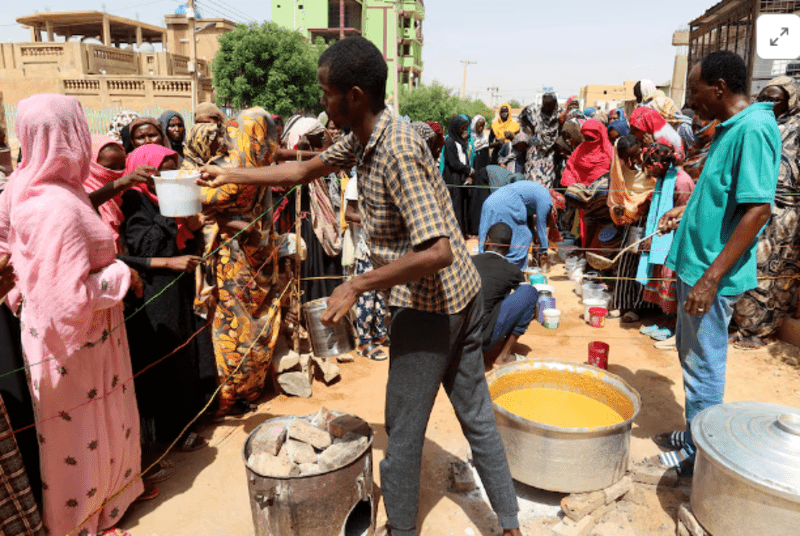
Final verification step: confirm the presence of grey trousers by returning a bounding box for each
[381,294,519,535]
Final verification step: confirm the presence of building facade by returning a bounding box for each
[271,0,424,95]
[579,81,637,111]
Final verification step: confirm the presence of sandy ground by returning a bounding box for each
[120,252,800,536]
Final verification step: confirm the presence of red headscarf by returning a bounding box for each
[425,121,444,137]
[125,144,194,249]
[560,119,614,187]
[629,106,668,134]
[85,135,125,252]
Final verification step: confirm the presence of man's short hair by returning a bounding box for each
[486,222,513,252]
[700,50,748,96]
[319,36,388,113]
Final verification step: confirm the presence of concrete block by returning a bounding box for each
[677,502,710,536]
[273,348,301,373]
[328,414,371,439]
[318,436,369,472]
[561,490,605,522]
[310,407,336,430]
[247,452,300,477]
[589,502,615,521]
[277,371,312,398]
[550,515,595,536]
[603,475,633,504]
[286,439,317,464]
[450,461,476,493]
[620,486,647,506]
[298,462,322,476]
[311,354,341,384]
[631,461,678,487]
[288,419,333,450]
[249,421,287,457]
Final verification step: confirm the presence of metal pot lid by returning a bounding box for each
[691,401,800,500]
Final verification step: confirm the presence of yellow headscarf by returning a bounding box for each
[491,102,520,141]
[607,139,656,226]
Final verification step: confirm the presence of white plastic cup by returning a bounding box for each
[543,308,561,329]
[151,170,203,217]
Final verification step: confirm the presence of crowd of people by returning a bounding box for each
[0,35,792,536]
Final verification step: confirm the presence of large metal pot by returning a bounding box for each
[486,359,641,493]
[243,414,375,536]
[690,401,800,536]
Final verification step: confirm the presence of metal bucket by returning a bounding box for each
[243,414,376,536]
[303,297,355,358]
[486,359,641,493]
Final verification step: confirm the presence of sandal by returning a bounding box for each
[357,342,387,361]
[644,446,695,477]
[135,483,159,502]
[640,324,661,336]
[652,430,688,450]
[621,311,640,323]
[650,327,674,341]
[733,336,767,350]
[654,336,676,350]
[373,335,391,346]
[144,460,176,484]
[176,431,208,452]
[102,529,133,536]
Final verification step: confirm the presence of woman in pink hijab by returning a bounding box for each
[0,94,143,536]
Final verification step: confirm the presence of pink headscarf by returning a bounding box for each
[0,94,121,359]
[560,119,614,187]
[85,135,125,252]
[124,144,194,249]
[629,106,668,134]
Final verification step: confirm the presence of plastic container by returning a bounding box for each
[151,170,203,217]
[588,342,610,369]
[533,284,554,295]
[584,297,610,322]
[582,283,606,302]
[537,291,556,324]
[529,274,548,285]
[575,274,584,297]
[589,307,608,328]
[556,239,575,262]
[543,309,561,329]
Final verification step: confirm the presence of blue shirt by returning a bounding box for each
[665,102,780,295]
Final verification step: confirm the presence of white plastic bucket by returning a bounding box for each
[152,170,203,217]
[543,308,561,329]
[583,298,610,322]
[582,283,606,302]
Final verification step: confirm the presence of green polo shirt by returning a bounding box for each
[665,102,780,296]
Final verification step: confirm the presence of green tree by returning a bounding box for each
[398,83,495,128]
[507,99,522,109]
[212,22,327,116]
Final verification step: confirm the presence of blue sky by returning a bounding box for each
[1,0,712,105]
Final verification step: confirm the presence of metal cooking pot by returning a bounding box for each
[690,401,800,536]
[486,359,641,493]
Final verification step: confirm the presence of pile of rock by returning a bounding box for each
[270,336,343,398]
[246,409,371,477]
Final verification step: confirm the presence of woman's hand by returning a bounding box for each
[129,268,144,298]
[185,213,206,231]
[120,166,156,190]
[166,255,202,273]
[197,165,230,188]
[0,254,16,299]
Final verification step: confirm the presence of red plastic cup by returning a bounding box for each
[588,307,608,328]
[588,341,609,369]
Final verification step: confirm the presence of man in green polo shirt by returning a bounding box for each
[650,51,780,475]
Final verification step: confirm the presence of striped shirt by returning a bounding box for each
[320,109,480,314]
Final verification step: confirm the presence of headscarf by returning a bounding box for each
[562,118,585,147]
[524,96,560,153]
[123,117,170,154]
[629,107,684,160]
[447,115,470,169]
[125,144,193,249]
[85,135,126,252]
[107,110,139,141]
[471,115,490,152]
[559,96,579,123]
[225,108,279,168]
[607,118,630,137]
[426,121,443,138]
[583,107,596,118]
[608,138,656,225]
[411,121,436,149]
[0,94,121,360]
[491,102,520,141]
[195,102,227,126]
[182,123,223,171]
[764,75,800,125]
[560,119,613,187]
[159,110,186,156]
[639,79,659,101]
[762,76,800,207]
[282,116,326,150]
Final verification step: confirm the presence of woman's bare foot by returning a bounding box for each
[733,335,766,350]
[502,529,523,536]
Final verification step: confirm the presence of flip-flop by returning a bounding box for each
[643,449,694,478]
[651,327,674,341]
[144,461,175,484]
[176,431,208,452]
[357,342,387,361]
[640,324,661,336]
[733,337,767,350]
[652,430,688,450]
[135,484,159,502]
[102,529,132,536]
[654,336,676,350]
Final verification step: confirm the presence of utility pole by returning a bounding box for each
[393,0,399,116]
[487,86,499,108]
[460,60,476,99]
[187,0,197,118]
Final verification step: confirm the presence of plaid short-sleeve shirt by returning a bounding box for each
[320,109,480,314]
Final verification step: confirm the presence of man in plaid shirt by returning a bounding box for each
[201,37,521,536]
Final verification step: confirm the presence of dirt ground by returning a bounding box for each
[120,250,800,536]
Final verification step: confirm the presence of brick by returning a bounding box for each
[288,419,333,450]
[249,422,287,457]
[310,407,336,430]
[561,490,605,522]
[311,354,341,384]
[273,348,301,373]
[550,515,596,536]
[631,461,678,487]
[621,486,647,506]
[677,502,710,536]
[318,436,369,472]
[298,462,322,476]
[277,371,313,398]
[247,452,300,477]
[603,475,633,504]
[589,502,614,522]
[450,461,476,493]
[328,414,371,439]
[286,439,317,464]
